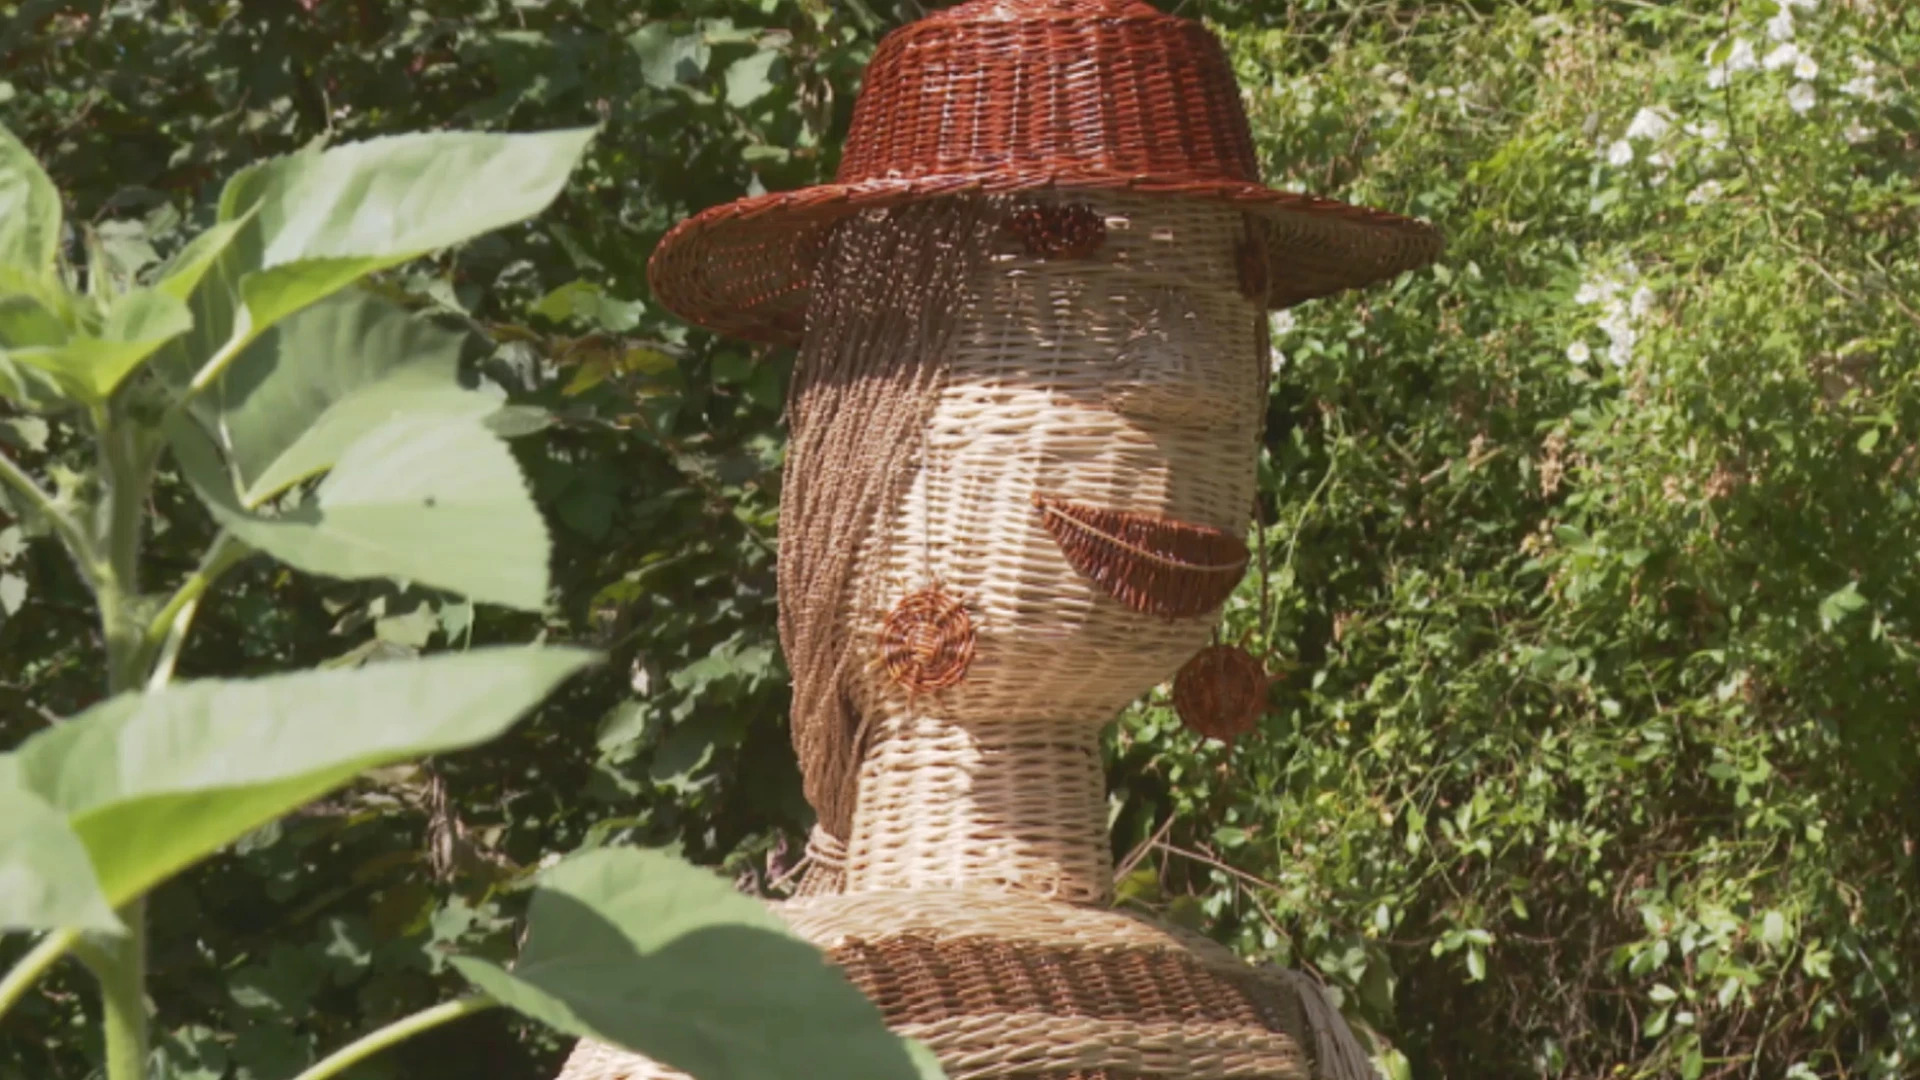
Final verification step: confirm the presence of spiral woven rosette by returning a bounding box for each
[879,585,977,693]
[1004,202,1108,260]
[1033,494,1251,621]
[1173,644,1271,743]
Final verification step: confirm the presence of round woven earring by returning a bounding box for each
[1172,489,1279,744]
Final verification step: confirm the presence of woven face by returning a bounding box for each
[849,192,1268,725]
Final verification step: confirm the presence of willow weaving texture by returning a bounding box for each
[777,198,1003,896]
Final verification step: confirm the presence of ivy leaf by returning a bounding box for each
[10,648,594,908]
[0,122,61,274]
[0,755,121,933]
[628,24,711,90]
[1817,582,1866,630]
[725,50,781,108]
[195,289,498,507]
[451,848,945,1080]
[171,411,551,611]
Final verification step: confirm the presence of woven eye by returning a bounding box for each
[878,585,976,693]
[1004,203,1107,260]
[1173,644,1270,743]
[1032,493,1250,620]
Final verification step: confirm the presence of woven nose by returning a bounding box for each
[835,0,1261,187]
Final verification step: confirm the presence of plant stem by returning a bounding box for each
[0,928,82,1021]
[88,401,161,1080]
[289,995,500,1080]
[75,915,148,1080]
[0,446,101,581]
[140,531,253,690]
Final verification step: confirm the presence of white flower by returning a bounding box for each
[1575,278,1619,305]
[1840,71,1886,101]
[1851,55,1876,74]
[1270,349,1289,374]
[1707,38,1758,88]
[1795,54,1820,80]
[1566,340,1592,366]
[1684,120,1728,150]
[1625,106,1673,141]
[1788,82,1817,113]
[1387,69,1410,87]
[1607,138,1636,166]
[1764,42,1802,71]
[1608,341,1634,368]
[1845,120,1874,144]
[1273,309,1297,335]
[1686,179,1724,205]
[1629,285,1657,318]
[1766,7,1795,41]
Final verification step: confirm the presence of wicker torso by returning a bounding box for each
[560,891,1314,1080]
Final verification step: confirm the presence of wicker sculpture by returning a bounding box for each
[560,2,1440,1078]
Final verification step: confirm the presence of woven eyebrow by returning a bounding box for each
[1032,493,1250,620]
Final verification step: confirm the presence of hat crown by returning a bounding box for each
[834,0,1262,188]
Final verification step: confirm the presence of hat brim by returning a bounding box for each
[645,172,1444,346]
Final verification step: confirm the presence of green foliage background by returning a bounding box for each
[1,1,1915,1078]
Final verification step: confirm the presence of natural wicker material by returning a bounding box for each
[880,584,979,692]
[556,889,1323,1080]
[1173,645,1271,743]
[806,193,1267,900]
[1033,494,1252,620]
[1006,203,1109,260]
[643,0,1442,346]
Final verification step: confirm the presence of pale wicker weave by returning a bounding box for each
[835,193,1264,902]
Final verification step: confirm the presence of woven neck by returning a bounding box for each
[844,713,1112,903]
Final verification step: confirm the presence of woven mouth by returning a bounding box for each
[1032,493,1250,620]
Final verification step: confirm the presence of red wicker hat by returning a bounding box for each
[646,0,1443,345]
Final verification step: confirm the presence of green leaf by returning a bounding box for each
[725,50,781,108]
[152,220,248,304]
[451,848,942,1080]
[196,289,497,507]
[0,755,121,932]
[11,648,593,907]
[1817,581,1866,630]
[226,129,596,269]
[8,286,190,398]
[170,129,596,397]
[172,411,551,610]
[0,123,61,273]
[0,290,76,409]
[629,24,711,90]
[4,288,192,401]
[0,293,67,349]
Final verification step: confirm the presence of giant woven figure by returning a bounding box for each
[562,2,1440,1078]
